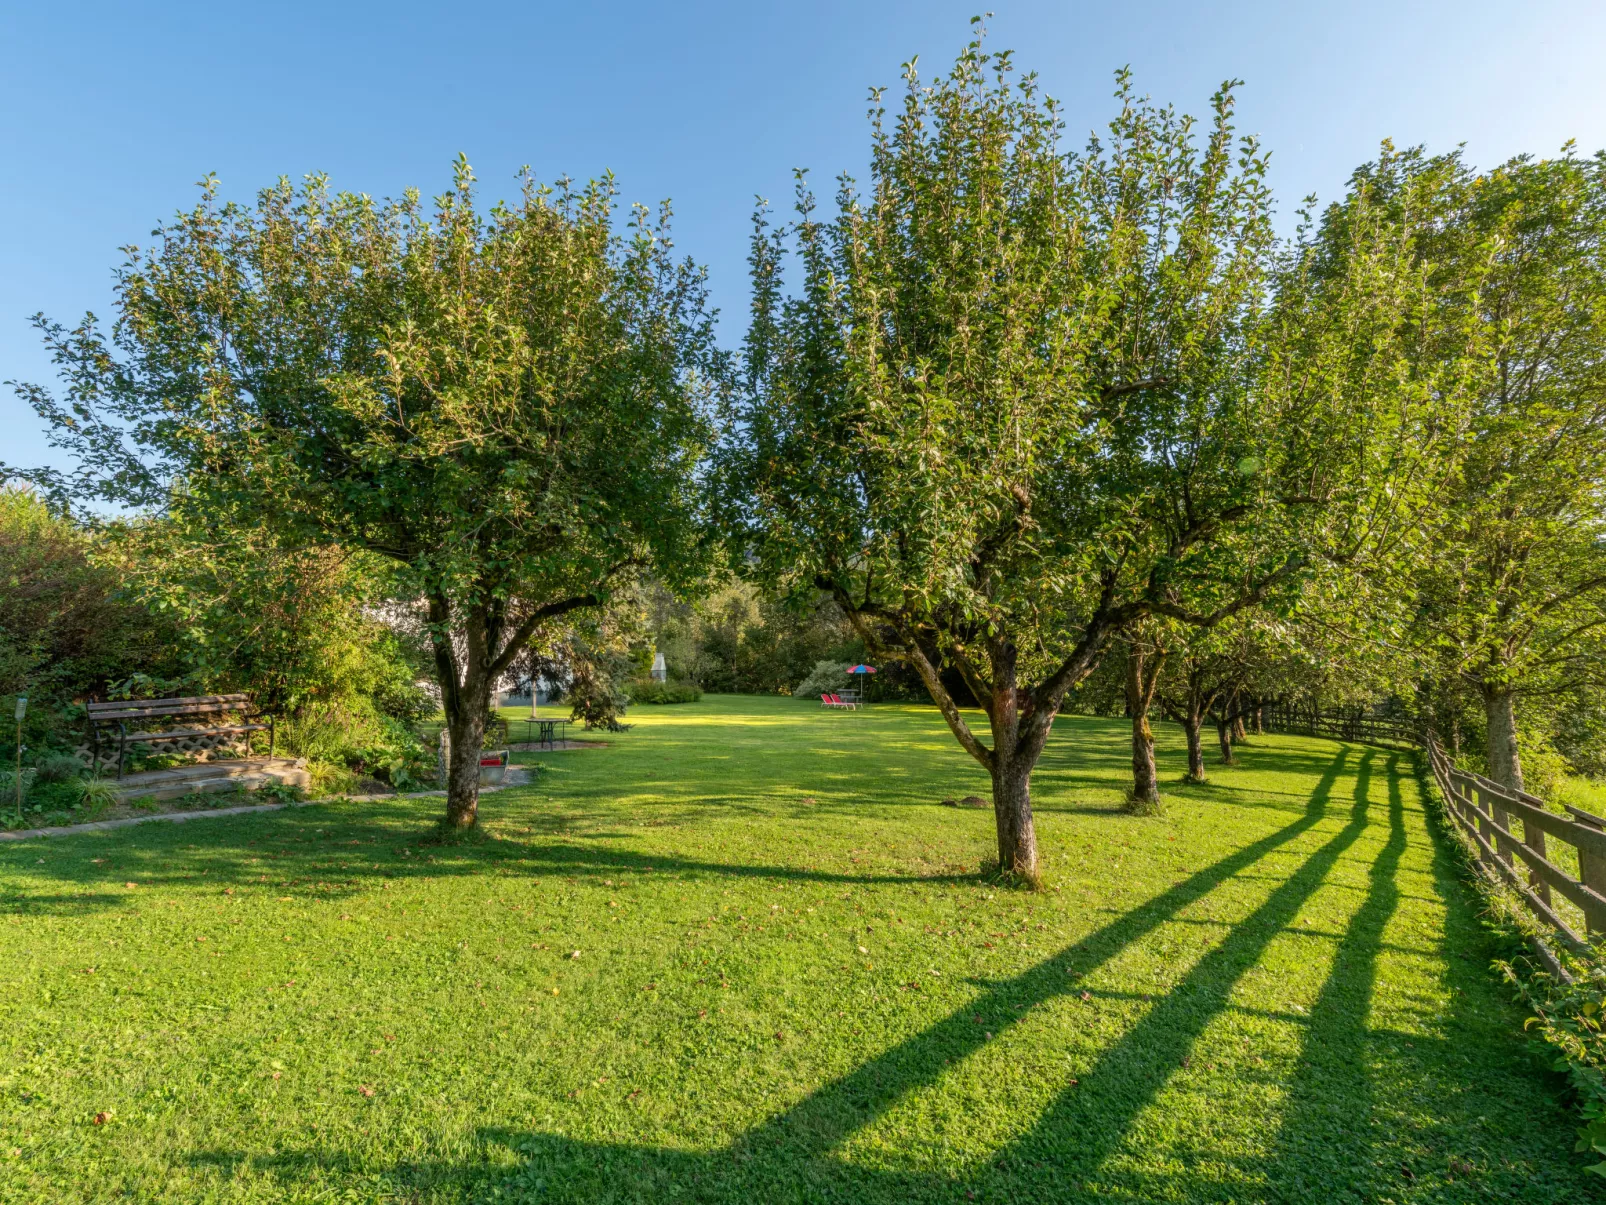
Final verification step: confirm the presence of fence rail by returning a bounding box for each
[1424,734,1604,981]
[1262,706,1417,747]
[1262,707,1601,979]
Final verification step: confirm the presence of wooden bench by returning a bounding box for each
[86,693,275,779]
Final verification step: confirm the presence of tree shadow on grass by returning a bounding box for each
[1250,754,1596,1202]
[1252,751,1407,1202]
[182,751,1363,1204]
[0,730,1338,913]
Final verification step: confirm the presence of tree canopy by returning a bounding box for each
[1400,151,1606,789]
[722,36,1458,879]
[10,157,722,825]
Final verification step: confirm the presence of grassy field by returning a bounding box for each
[0,695,1594,1203]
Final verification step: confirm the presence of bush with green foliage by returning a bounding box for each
[627,679,701,704]
[31,752,85,784]
[277,707,434,791]
[0,487,181,758]
[1502,959,1606,1178]
[794,661,851,700]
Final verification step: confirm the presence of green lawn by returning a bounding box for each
[0,695,1594,1203]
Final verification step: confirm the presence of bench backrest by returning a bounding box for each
[87,694,254,724]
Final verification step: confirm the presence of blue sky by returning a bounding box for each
[4,0,1604,473]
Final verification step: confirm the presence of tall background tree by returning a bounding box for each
[722,32,1458,882]
[1402,151,1606,791]
[8,158,721,826]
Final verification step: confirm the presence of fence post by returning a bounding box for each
[1473,783,1498,868]
[1482,784,1517,871]
[1575,810,1606,937]
[1515,802,1552,906]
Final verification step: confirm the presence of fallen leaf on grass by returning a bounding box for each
[569,950,582,960]
[92,1110,113,1125]
[358,1085,375,1097]
[124,882,138,889]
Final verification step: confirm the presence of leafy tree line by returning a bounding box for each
[5,27,1605,858]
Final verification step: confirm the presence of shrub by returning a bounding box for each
[1501,957,1606,1177]
[33,752,86,784]
[306,760,360,797]
[374,675,436,724]
[627,679,702,705]
[0,768,37,801]
[344,718,436,789]
[795,660,852,700]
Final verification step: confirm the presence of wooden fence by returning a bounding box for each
[1262,706,1603,979]
[1262,705,1417,748]
[1425,733,1606,981]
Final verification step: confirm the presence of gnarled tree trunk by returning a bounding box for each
[990,742,1039,880]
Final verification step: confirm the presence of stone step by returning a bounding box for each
[113,759,310,804]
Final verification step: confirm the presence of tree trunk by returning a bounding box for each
[1232,714,1247,742]
[1125,645,1159,808]
[990,748,1039,882]
[1216,718,1235,765]
[1183,708,1206,782]
[1252,706,1263,735]
[1483,686,1524,792]
[443,670,492,828]
[427,592,496,831]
